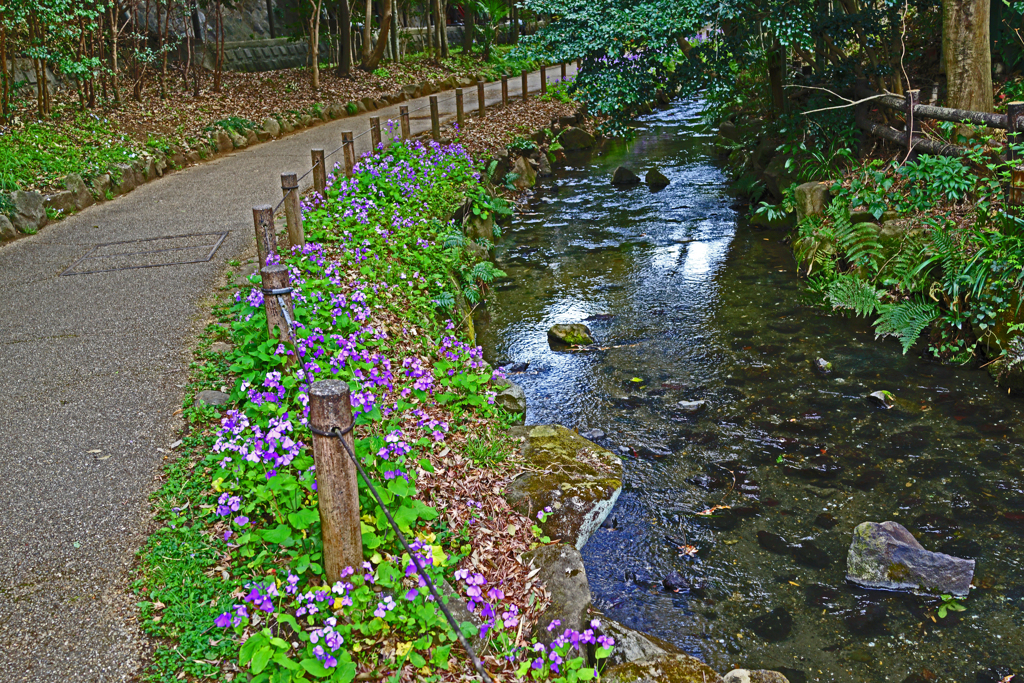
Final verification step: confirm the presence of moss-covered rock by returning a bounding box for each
[504,425,622,549]
[602,655,725,683]
[548,323,594,346]
[597,618,683,668]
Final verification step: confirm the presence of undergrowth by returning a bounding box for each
[135,137,613,683]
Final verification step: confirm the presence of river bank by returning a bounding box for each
[479,99,1023,683]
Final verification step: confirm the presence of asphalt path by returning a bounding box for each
[0,63,576,682]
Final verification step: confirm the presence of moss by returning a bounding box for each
[602,655,724,683]
[887,561,911,582]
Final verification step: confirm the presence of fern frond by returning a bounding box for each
[828,202,883,273]
[873,297,939,354]
[442,231,466,250]
[826,274,881,317]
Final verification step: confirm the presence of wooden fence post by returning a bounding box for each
[477,80,486,117]
[1007,101,1024,163]
[561,62,566,80]
[501,76,508,106]
[311,149,326,196]
[540,65,547,95]
[904,89,920,159]
[309,380,364,582]
[252,204,277,267]
[429,95,440,141]
[1010,168,1024,210]
[370,116,382,149]
[260,264,294,348]
[280,172,304,249]
[342,132,355,175]
[521,70,529,100]
[455,88,464,128]
[400,105,411,139]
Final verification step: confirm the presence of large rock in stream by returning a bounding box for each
[548,323,594,346]
[846,521,975,597]
[504,425,622,549]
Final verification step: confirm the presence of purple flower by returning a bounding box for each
[214,612,232,628]
[234,516,249,526]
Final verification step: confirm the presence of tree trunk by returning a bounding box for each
[214,0,223,92]
[432,0,442,58]
[463,4,475,53]
[426,2,433,54]
[439,0,448,57]
[110,2,121,104]
[942,0,992,113]
[267,0,276,38]
[767,44,785,116]
[389,0,399,61]
[362,0,373,63]
[360,0,391,69]
[511,1,519,44]
[309,0,322,89]
[336,0,352,75]
[0,21,8,123]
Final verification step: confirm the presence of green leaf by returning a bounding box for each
[240,632,269,664]
[300,658,332,678]
[432,645,452,670]
[287,508,319,530]
[260,524,292,544]
[251,646,274,674]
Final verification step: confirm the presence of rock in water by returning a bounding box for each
[548,323,594,346]
[675,400,707,414]
[792,540,831,569]
[611,166,641,186]
[845,521,975,597]
[813,358,832,375]
[748,607,793,642]
[867,390,895,409]
[724,670,791,683]
[646,168,670,189]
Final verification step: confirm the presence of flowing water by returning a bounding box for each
[476,100,1024,683]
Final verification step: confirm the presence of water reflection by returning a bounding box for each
[477,100,1024,683]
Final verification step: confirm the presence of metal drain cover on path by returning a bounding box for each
[61,232,229,275]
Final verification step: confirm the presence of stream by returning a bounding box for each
[476,100,1024,683]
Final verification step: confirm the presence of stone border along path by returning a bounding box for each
[0,63,577,683]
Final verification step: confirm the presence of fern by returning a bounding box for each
[829,201,883,273]
[827,274,881,317]
[470,261,506,284]
[442,231,466,250]
[433,291,456,310]
[874,297,939,354]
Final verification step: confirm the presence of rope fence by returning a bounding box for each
[244,60,580,681]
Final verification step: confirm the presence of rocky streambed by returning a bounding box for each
[480,100,1024,682]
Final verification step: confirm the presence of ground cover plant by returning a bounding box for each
[0,44,540,194]
[134,137,613,682]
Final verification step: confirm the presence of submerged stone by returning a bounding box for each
[747,607,793,642]
[757,530,790,554]
[548,323,595,346]
[845,521,975,597]
[792,540,831,569]
[724,670,791,683]
[867,390,896,409]
[504,425,622,549]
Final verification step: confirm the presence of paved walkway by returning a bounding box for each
[0,64,577,682]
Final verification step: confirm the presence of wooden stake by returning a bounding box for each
[251,204,277,267]
[455,88,464,129]
[521,70,529,100]
[561,62,566,80]
[477,80,486,117]
[342,131,355,175]
[1010,167,1024,209]
[430,95,440,141]
[400,105,411,139]
[540,65,546,95]
[1008,101,1024,163]
[370,116,381,149]
[260,264,294,347]
[280,172,304,249]
[501,76,508,106]
[311,149,326,197]
[309,380,364,582]
[904,89,920,159]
